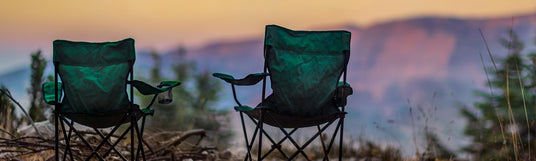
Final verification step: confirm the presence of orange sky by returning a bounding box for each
[0,0,535,73]
[2,1,536,48]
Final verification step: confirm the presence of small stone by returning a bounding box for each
[219,150,232,159]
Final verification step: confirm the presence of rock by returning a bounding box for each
[219,150,232,159]
[16,120,112,138]
[16,120,55,138]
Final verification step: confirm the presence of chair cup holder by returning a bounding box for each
[158,86,173,104]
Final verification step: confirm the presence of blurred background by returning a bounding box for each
[2,0,536,159]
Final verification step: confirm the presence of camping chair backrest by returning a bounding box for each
[263,25,351,117]
[53,38,136,114]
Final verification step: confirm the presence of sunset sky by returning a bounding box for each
[1,0,535,74]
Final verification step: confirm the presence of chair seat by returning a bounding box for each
[59,105,144,128]
[243,108,346,128]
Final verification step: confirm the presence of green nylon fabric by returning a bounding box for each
[53,38,134,114]
[264,25,351,117]
[234,105,255,112]
[53,38,135,66]
[42,82,62,105]
[159,80,180,87]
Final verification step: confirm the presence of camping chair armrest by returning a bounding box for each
[212,73,269,86]
[42,81,62,105]
[213,72,268,106]
[334,81,353,107]
[129,80,181,95]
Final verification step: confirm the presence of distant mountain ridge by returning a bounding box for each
[178,13,536,154]
[2,12,536,155]
[184,12,536,106]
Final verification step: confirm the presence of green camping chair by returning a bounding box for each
[213,25,352,161]
[42,38,180,161]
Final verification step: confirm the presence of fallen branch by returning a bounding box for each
[0,128,15,138]
[0,129,217,160]
[0,88,45,139]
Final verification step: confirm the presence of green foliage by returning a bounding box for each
[421,130,456,160]
[140,47,231,148]
[27,50,48,122]
[461,31,536,160]
[0,86,20,138]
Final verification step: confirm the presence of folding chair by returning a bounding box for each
[213,25,352,160]
[42,38,180,161]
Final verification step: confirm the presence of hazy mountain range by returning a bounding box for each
[2,13,536,155]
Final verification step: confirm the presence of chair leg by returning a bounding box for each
[321,120,342,161]
[102,126,131,160]
[55,113,59,161]
[136,115,148,161]
[60,120,74,161]
[246,120,260,161]
[259,128,296,160]
[55,113,136,160]
[240,114,261,161]
[339,115,344,161]
[133,116,145,161]
[67,124,74,160]
[258,109,263,161]
[246,116,292,160]
[240,112,253,161]
[130,112,135,161]
[78,114,128,160]
[317,125,328,160]
[243,111,341,161]
[266,113,311,160]
[93,128,127,160]
[60,117,106,161]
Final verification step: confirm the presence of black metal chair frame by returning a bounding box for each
[229,50,350,161]
[53,61,156,161]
